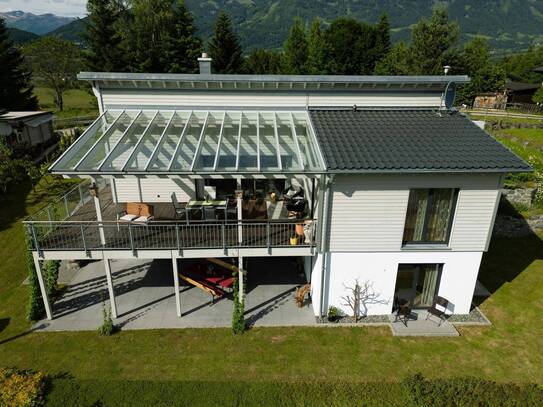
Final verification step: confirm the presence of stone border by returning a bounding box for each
[315,315,390,326]
[448,306,492,326]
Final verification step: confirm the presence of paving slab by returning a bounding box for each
[390,311,459,337]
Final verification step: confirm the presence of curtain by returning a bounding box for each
[427,189,454,242]
[403,190,428,242]
[420,265,439,307]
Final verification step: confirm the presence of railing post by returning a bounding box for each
[80,224,89,256]
[29,223,42,258]
[176,224,182,256]
[63,195,70,218]
[221,223,226,252]
[128,222,136,256]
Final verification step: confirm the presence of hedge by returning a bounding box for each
[44,375,543,407]
[0,368,45,407]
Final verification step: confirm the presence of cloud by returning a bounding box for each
[0,0,87,17]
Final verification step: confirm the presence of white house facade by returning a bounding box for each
[24,56,530,322]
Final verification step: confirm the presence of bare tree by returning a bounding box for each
[341,279,388,322]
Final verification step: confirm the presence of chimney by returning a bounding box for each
[198,53,212,75]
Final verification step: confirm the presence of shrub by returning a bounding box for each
[0,368,45,407]
[43,260,60,299]
[231,270,246,334]
[98,304,115,336]
[26,236,44,321]
[327,306,339,321]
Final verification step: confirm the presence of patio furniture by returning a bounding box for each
[203,206,217,221]
[119,202,154,222]
[394,298,412,327]
[171,193,187,220]
[186,199,227,221]
[425,296,449,326]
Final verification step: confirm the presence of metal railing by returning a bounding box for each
[24,219,317,254]
[25,178,108,224]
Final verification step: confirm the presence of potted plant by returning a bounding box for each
[289,234,299,246]
[327,306,339,322]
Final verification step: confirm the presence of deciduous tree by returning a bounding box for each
[306,18,326,75]
[0,18,38,110]
[208,11,243,74]
[244,49,282,74]
[283,18,308,75]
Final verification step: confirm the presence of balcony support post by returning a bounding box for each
[103,258,118,319]
[172,256,181,317]
[32,252,52,320]
[91,176,106,246]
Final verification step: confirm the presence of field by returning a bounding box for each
[34,87,98,119]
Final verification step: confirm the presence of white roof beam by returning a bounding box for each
[97,111,142,171]
[273,113,282,171]
[256,112,261,171]
[144,111,176,170]
[213,111,226,171]
[72,110,125,171]
[289,113,305,169]
[167,111,193,171]
[120,110,159,171]
[189,112,210,171]
[235,112,243,171]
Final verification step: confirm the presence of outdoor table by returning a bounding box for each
[186,199,228,221]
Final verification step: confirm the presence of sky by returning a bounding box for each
[0,0,87,17]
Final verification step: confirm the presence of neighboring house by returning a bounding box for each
[473,92,507,109]
[0,111,53,147]
[24,55,530,322]
[504,81,541,104]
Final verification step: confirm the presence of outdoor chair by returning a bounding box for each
[171,193,187,220]
[394,298,412,327]
[425,296,449,326]
[118,202,154,223]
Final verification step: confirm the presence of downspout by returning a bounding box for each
[319,173,335,317]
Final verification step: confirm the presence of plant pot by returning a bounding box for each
[289,236,299,246]
[295,223,305,237]
[327,316,338,323]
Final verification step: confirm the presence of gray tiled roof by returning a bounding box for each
[309,109,531,173]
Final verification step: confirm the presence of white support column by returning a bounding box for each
[103,258,118,318]
[91,177,107,245]
[172,257,181,317]
[236,181,243,245]
[32,252,52,320]
[238,255,244,304]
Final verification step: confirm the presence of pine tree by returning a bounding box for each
[0,18,38,110]
[306,18,326,75]
[283,18,308,75]
[84,0,126,72]
[208,11,243,74]
[375,13,391,59]
[163,0,202,73]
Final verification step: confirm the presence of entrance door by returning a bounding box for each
[394,264,442,308]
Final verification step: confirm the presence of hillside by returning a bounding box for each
[7,27,39,45]
[0,10,75,35]
[13,0,543,53]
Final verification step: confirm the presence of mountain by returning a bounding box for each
[183,0,543,53]
[0,10,75,35]
[47,17,87,43]
[7,27,39,45]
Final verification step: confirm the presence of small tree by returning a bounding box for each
[208,11,243,74]
[23,37,82,111]
[533,86,543,104]
[98,303,115,336]
[341,279,387,321]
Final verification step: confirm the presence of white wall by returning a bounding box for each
[100,89,443,110]
[114,177,195,203]
[310,251,483,317]
[328,173,503,252]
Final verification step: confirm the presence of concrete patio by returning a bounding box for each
[389,310,459,337]
[33,257,316,331]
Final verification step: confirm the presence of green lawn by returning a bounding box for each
[34,87,98,119]
[0,177,542,386]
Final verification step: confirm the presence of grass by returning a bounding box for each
[0,177,543,386]
[34,87,98,119]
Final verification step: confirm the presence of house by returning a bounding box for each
[0,110,53,147]
[24,55,530,324]
[504,81,541,105]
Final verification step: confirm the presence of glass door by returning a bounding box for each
[395,264,442,308]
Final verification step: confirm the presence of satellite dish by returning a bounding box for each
[443,82,456,110]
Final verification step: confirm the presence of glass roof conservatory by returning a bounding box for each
[50,110,326,175]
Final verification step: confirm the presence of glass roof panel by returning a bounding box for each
[194,112,223,170]
[170,111,207,170]
[77,111,136,171]
[147,112,190,171]
[293,112,321,170]
[216,112,240,170]
[124,111,172,171]
[276,113,302,170]
[238,112,258,170]
[53,110,121,171]
[100,111,154,171]
[258,112,279,170]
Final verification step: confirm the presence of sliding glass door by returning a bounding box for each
[394,264,442,308]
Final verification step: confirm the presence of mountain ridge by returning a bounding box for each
[0,10,75,35]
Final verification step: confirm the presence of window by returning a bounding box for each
[403,188,458,245]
